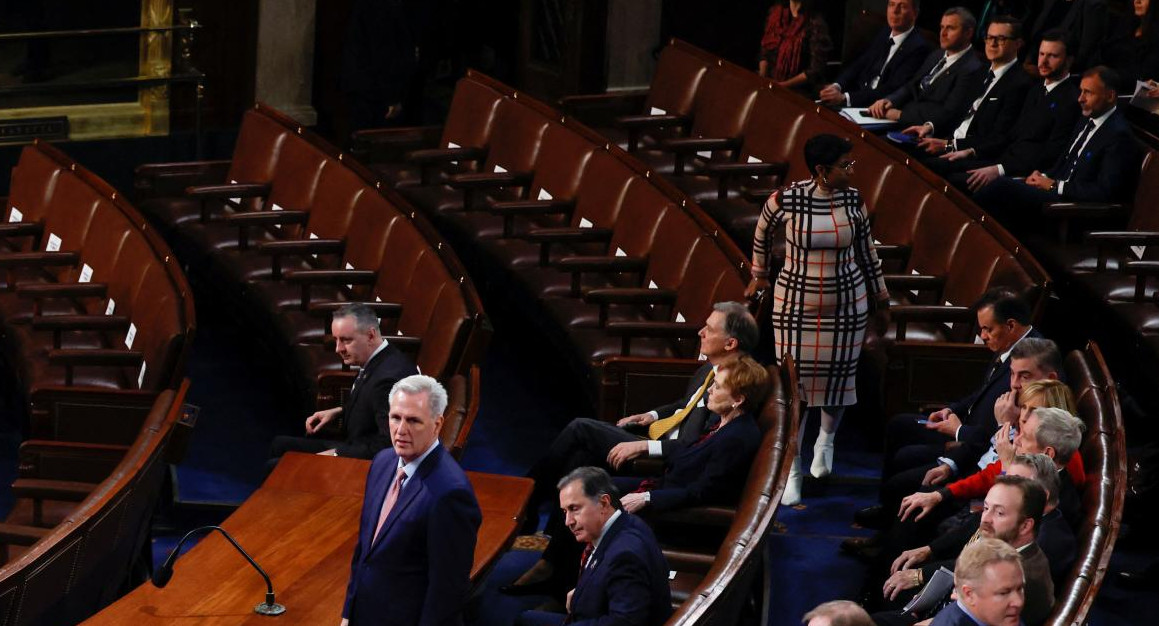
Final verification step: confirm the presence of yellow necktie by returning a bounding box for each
[648,369,714,440]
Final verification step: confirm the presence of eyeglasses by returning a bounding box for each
[983,35,1016,45]
[830,160,856,172]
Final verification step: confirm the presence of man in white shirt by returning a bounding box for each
[819,0,932,108]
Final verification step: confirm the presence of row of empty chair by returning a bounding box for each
[132,104,491,417]
[0,381,189,626]
[353,70,751,389]
[0,140,195,436]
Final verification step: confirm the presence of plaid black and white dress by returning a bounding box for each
[753,181,886,407]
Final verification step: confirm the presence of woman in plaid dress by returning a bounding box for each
[746,134,889,505]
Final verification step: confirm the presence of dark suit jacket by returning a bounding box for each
[1020,542,1055,626]
[1029,0,1106,71]
[342,444,481,626]
[888,48,985,131]
[649,362,717,456]
[1037,508,1077,588]
[990,77,1082,175]
[568,513,672,626]
[647,413,760,511]
[835,27,934,107]
[930,601,980,626]
[945,328,1045,472]
[951,63,1034,155]
[1045,108,1142,203]
[337,342,419,459]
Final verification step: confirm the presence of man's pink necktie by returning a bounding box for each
[372,467,406,543]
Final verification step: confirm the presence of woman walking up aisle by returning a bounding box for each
[745,134,890,505]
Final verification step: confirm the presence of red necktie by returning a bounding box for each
[578,542,593,575]
[372,467,406,542]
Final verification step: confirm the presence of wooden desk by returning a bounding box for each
[84,453,532,624]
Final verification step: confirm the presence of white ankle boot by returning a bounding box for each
[811,429,835,478]
[782,457,803,506]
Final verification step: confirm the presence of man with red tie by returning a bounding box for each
[341,375,481,626]
[516,467,672,626]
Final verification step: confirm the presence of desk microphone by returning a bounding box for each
[152,525,286,616]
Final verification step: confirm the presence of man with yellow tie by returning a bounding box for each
[499,302,758,600]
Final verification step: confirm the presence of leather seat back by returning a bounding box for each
[570,152,639,229]
[4,146,64,246]
[304,160,370,241]
[686,65,761,140]
[905,195,969,279]
[440,76,506,151]
[738,89,807,166]
[607,185,674,258]
[1128,150,1159,230]
[530,123,598,202]
[483,99,551,175]
[230,108,292,186]
[646,41,713,116]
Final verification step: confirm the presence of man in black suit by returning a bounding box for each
[518,301,758,526]
[1025,0,1105,73]
[848,289,1039,543]
[937,28,1082,190]
[867,7,984,131]
[819,0,933,107]
[899,16,1032,169]
[268,303,418,463]
[972,65,1143,232]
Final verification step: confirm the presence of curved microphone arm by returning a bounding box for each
[152,525,284,615]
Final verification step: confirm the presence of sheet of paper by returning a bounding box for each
[79,264,94,283]
[138,362,147,389]
[8,207,21,222]
[839,107,896,127]
[538,188,553,201]
[46,233,62,252]
[125,323,137,349]
[106,299,116,315]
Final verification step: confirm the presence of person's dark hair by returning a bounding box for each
[713,301,759,354]
[803,134,853,176]
[1039,28,1073,57]
[1010,337,1062,377]
[910,0,920,13]
[334,302,381,334]
[988,15,1022,40]
[1082,65,1122,95]
[943,6,977,33]
[971,287,1032,326]
[557,466,622,510]
[994,474,1046,530]
[779,0,814,12]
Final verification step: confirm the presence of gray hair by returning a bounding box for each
[944,6,977,33]
[713,301,759,354]
[802,600,873,626]
[557,466,622,509]
[1031,407,1085,463]
[390,374,448,418]
[333,302,381,334]
[1012,453,1061,507]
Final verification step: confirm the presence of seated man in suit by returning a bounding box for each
[268,303,417,464]
[849,289,1039,544]
[929,537,1026,626]
[874,477,1053,626]
[516,467,672,626]
[867,7,984,131]
[341,375,482,626]
[938,28,1083,191]
[972,65,1143,233]
[506,357,768,598]
[897,16,1032,168]
[818,0,932,107]
[520,301,759,529]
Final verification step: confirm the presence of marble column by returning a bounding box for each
[255,0,317,125]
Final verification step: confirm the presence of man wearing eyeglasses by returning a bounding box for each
[896,16,1032,164]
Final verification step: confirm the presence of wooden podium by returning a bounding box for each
[84,452,532,624]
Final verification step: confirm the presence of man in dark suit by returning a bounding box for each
[269,303,418,463]
[849,289,1039,542]
[341,375,482,626]
[819,0,933,107]
[516,467,672,626]
[1025,0,1105,73]
[928,538,1026,626]
[875,477,1052,626]
[519,301,759,528]
[972,65,1143,233]
[867,7,984,131]
[899,17,1032,168]
[936,28,1082,190]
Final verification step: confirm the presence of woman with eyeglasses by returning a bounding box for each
[745,133,889,505]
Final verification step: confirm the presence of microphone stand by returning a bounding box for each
[152,525,286,616]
